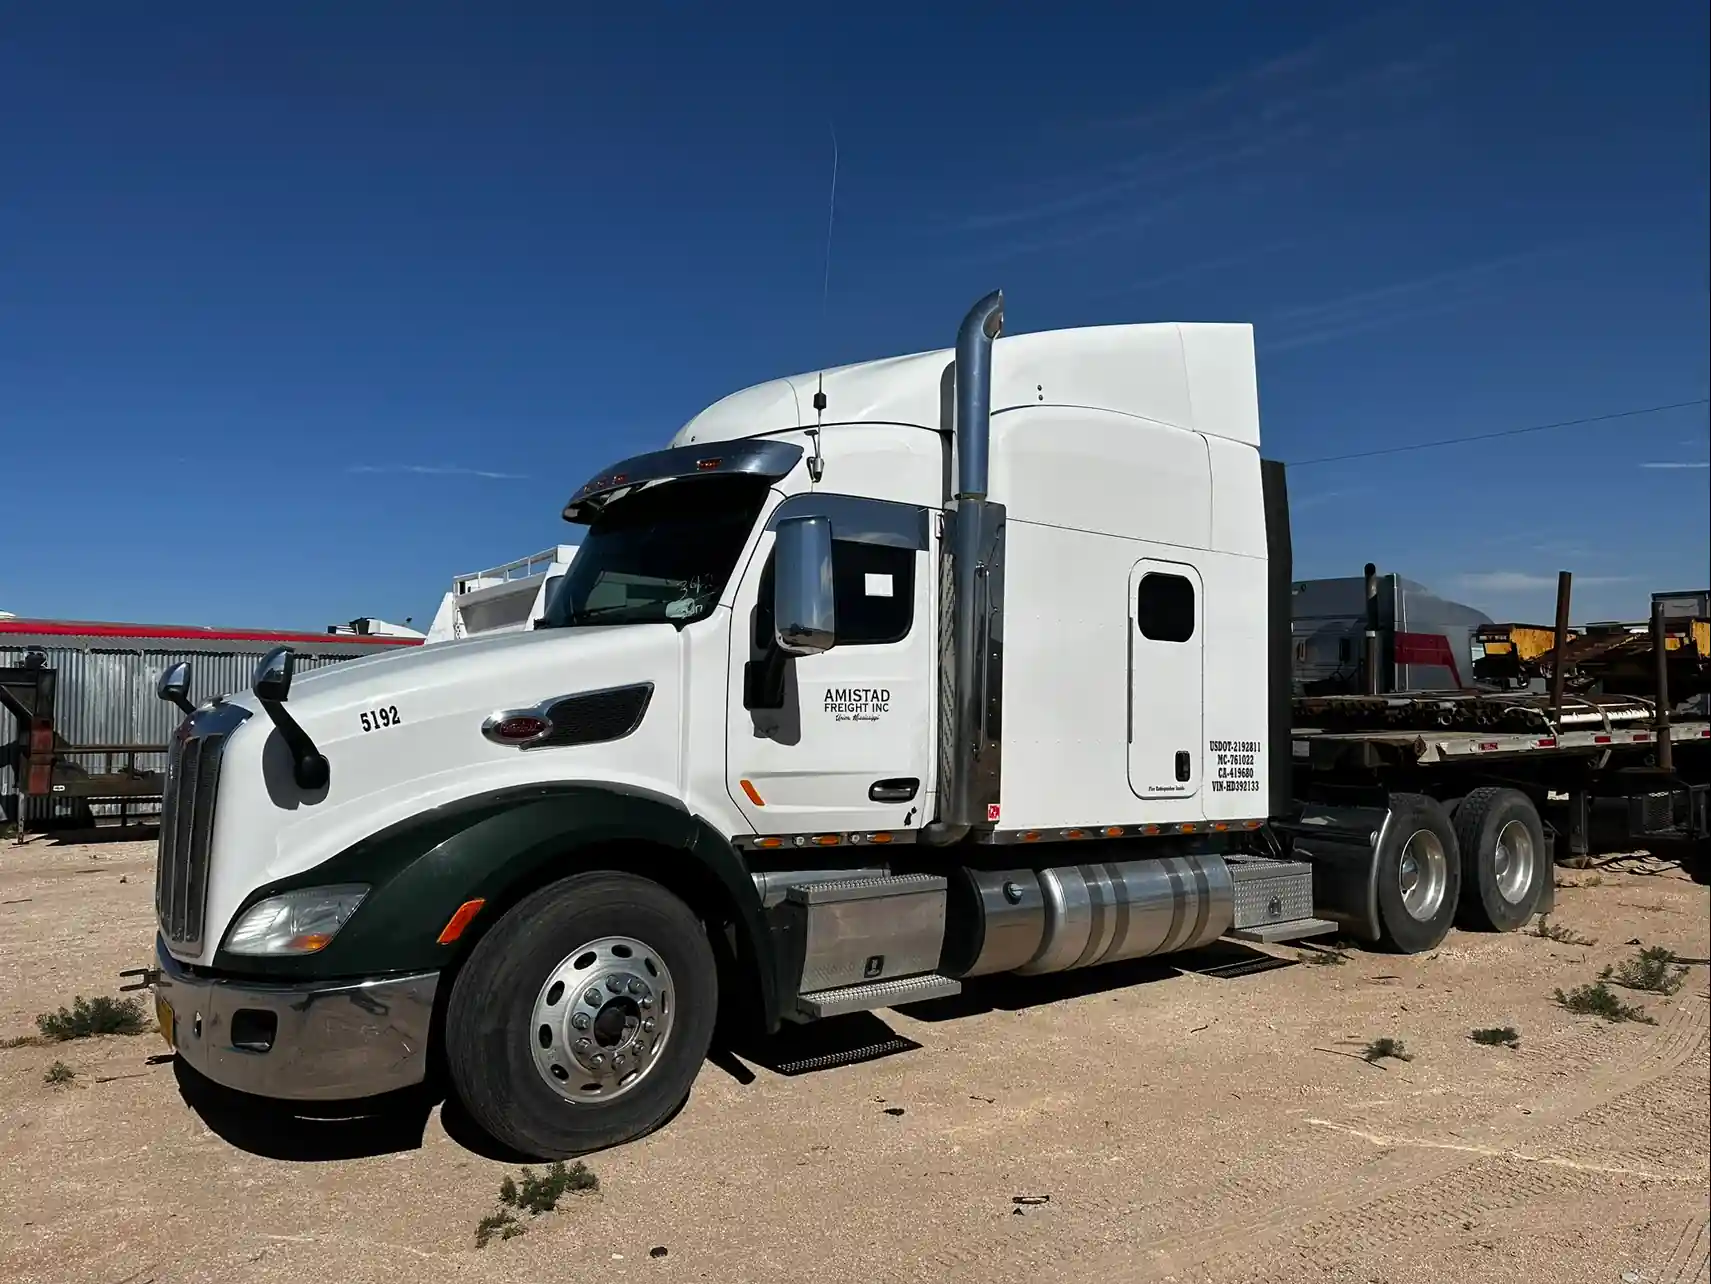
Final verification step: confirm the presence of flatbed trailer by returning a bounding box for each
[1289,687,1708,907]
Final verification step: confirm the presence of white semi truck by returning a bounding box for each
[137,292,1709,1160]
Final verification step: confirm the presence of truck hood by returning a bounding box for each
[192,622,689,952]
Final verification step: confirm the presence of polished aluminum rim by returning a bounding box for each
[1397,830,1449,922]
[1492,819,1537,904]
[530,935,674,1104]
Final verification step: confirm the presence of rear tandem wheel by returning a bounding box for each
[1373,793,1463,953]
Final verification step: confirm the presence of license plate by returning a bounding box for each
[156,996,175,1048]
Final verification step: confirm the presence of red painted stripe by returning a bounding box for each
[0,618,421,647]
[1392,631,1464,688]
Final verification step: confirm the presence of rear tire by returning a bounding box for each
[1374,793,1462,953]
[445,871,718,1160]
[1453,787,1548,932]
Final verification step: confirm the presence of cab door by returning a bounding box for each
[726,494,935,836]
[1127,558,1204,800]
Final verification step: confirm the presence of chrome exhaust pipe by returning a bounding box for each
[923,289,1006,845]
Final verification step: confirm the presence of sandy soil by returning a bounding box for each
[1,834,1706,1284]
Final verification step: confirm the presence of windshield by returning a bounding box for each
[542,475,773,629]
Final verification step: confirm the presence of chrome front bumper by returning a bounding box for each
[154,937,439,1101]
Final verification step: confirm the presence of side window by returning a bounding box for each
[831,540,914,645]
[752,540,916,649]
[1136,572,1195,643]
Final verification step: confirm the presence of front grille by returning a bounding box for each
[155,705,247,949]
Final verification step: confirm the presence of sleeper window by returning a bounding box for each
[1135,573,1196,643]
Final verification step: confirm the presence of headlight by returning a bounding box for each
[223,885,369,956]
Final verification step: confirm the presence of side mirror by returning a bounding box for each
[252,646,295,703]
[773,515,836,656]
[156,661,194,716]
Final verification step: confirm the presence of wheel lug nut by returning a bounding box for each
[591,1053,604,1067]
[575,1037,590,1051]
[606,976,625,994]
[642,1017,656,1033]
[583,989,603,1007]
[639,996,652,1009]
[571,1012,591,1031]
[612,1054,625,1069]
[627,978,644,995]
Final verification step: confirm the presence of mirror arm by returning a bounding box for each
[257,698,330,791]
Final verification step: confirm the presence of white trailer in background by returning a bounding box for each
[424,545,579,644]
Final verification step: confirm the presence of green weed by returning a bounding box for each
[1554,981,1655,1024]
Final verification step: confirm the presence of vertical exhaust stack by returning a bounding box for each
[1362,563,1383,696]
[924,290,1008,846]
[955,290,1004,499]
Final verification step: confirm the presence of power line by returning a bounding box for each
[1288,397,1710,467]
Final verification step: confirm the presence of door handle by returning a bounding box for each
[869,778,920,804]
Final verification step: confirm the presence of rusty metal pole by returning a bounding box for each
[1548,570,1572,724]
[1652,601,1674,773]
[1363,563,1382,696]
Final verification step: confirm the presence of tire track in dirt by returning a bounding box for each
[1039,995,1708,1283]
[1657,1214,1711,1284]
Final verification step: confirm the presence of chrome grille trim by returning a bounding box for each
[155,702,251,951]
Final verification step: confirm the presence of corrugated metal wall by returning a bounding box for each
[1,643,360,827]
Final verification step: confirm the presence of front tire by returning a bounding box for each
[445,871,718,1159]
[1374,793,1462,953]
[1453,786,1548,932]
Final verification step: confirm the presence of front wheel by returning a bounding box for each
[444,871,718,1159]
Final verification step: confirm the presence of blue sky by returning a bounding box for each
[3,1,1706,630]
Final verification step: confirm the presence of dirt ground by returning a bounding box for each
[1,835,1706,1284]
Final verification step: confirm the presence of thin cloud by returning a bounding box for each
[1289,489,1355,512]
[346,464,527,481]
[1261,244,1571,354]
[958,12,1451,251]
[1455,571,1632,593]
[1086,238,1304,302]
[1640,461,1709,469]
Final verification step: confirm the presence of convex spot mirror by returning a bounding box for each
[156,661,193,715]
[252,645,295,702]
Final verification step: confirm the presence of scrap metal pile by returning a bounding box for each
[1475,614,1710,708]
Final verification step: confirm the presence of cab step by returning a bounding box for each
[1225,917,1341,944]
[793,973,963,1021]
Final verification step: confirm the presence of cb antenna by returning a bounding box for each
[808,123,838,482]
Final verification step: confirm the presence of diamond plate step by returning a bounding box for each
[1224,916,1341,944]
[793,972,962,1021]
